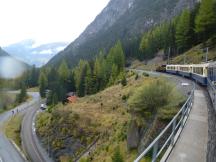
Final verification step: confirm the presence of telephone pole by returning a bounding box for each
[167,47,170,64]
[206,47,208,63]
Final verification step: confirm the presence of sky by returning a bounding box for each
[0,0,110,46]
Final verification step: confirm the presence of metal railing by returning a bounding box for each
[134,84,195,162]
[207,79,216,111]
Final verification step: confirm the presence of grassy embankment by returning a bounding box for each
[0,93,17,114]
[130,42,216,71]
[36,71,185,162]
[171,44,216,64]
[4,114,24,148]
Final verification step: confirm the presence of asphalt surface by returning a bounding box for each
[167,89,208,162]
[21,94,53,162]
[0,92,39,162]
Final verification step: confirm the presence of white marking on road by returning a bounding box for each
[0,156,3,162]
[182,82,190,86]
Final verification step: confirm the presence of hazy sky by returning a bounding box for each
[0,0,110,46]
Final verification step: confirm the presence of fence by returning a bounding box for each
[134,84,195,162]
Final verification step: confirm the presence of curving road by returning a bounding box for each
[0,92,39,162]
[21,93,53,162]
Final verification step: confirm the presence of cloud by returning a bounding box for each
[0,0,110,46]
[39,49,53,55]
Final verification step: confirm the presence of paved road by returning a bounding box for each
[22,94,53,162]
[167,89,208,162]
[0,92,39,162]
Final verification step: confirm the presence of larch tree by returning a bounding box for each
[39,71,48,98]
[175,10,192,51]
[195,0,216,40]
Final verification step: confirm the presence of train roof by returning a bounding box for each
[208,61,216,67]
[167,63,210,67]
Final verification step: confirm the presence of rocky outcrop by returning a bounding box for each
[127,120,140,150]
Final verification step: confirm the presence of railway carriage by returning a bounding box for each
[165,62,216,111]
[178,65,192,78]
[166,65,179,74]
[191,63,209,85]
[208,62,216,83]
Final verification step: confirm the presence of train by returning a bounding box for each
[165,62,216,110]
[166,63,211,85]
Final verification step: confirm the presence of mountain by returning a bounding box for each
[0,47,29,79]
[3,39,68,67]
[47,0,198,68]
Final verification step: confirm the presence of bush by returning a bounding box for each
[128,79,172,115]
[143,72,149,77]
[112,146,124,162]
[122,95,127,101]
[135,74,139,80]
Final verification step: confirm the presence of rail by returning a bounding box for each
[134,83,195,162]
[207,79,216,111]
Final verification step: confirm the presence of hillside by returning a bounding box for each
[0,47,29,79]
[47,0,198,68]
[36,73,184,162]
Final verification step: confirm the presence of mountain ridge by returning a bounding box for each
[47,0,198,68]
[3,40,68,67]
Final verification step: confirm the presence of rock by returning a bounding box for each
[127,120,140,150]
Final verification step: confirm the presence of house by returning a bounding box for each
[66,92,77,103]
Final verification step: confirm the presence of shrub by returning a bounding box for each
[122,95,127,101]
[143,72,149,77]
[128,79,172,115]
[112,146,124,162]
[135,74,139,80]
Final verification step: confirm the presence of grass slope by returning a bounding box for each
[4,114,24,147]
[36,72,184,162]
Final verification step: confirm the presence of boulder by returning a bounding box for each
[127,120,140,150]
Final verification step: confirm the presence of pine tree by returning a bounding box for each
[112,146,124,162]
[52,93,58,105]
[39,71,48,98]
[195,0,216,40]
[115,41,125,72]
[109,64,118,85]
[175,10,192,51]
[58,60,69,82]
[120,72,127,86]
[16,82,27,103]
[77,64,87,97]
[85,63,93,95]
[67,71,76,92]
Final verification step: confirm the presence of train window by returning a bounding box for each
[193,67,204,75]
[180,67,190,72]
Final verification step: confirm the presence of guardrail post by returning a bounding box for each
[171,118,176,146]
[152,141,158,162]
[181,109,184,128]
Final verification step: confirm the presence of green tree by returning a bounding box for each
[58,60,69,82]
[108,64,118,85]
[195,0,216,40]
[16,82,27,103]
[39,71,48,98]
[175,10,192,51]
[120,72,127,86]
[85,63,93,95]
[107,41,125,73]
[112,146,124,162]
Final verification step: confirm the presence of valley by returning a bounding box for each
[0,0,216,161]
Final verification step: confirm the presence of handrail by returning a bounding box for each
[134,83,195,162]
